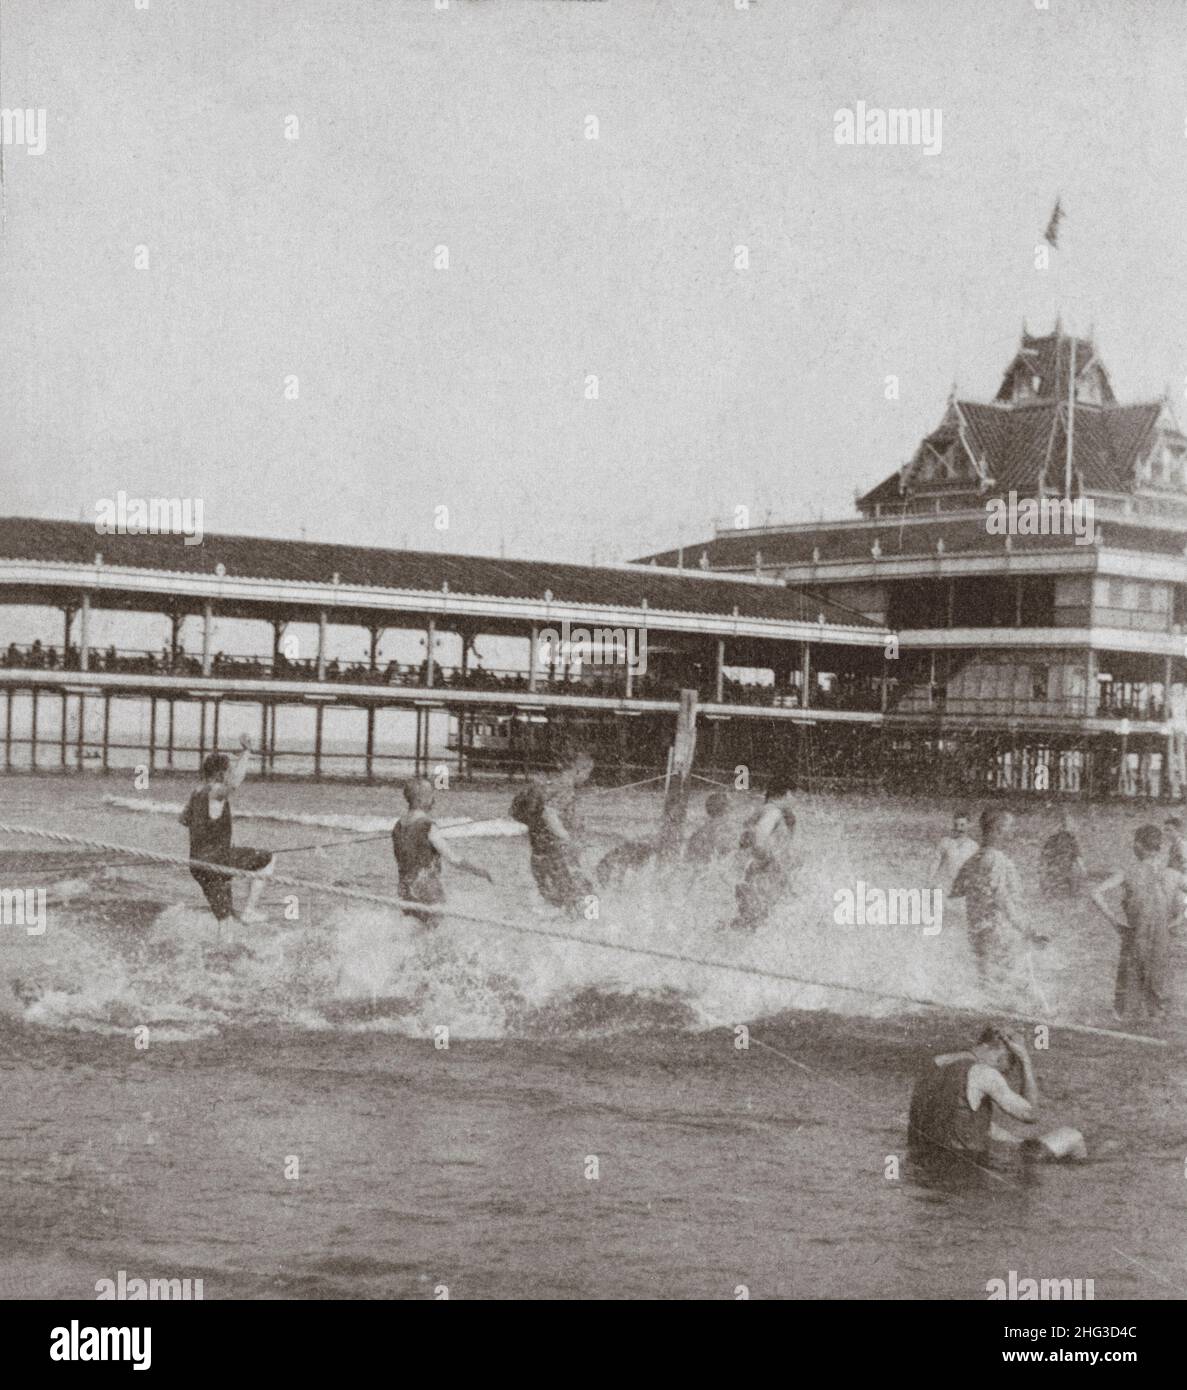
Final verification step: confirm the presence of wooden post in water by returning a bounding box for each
[659,688,698,861]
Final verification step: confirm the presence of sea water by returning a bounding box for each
[0,775,1182,1299]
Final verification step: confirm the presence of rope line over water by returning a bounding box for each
[0,819,1167,1048]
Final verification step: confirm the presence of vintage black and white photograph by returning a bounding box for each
[0,0,1183,1330]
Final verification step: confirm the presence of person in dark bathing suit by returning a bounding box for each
[907,1025,1086,1169]
[510,781,593,915]
[391,778,491,926]
[178,734,274,927]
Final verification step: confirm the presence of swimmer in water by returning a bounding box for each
[510,779,593,916]
[728,776,797,932]
[179,734,274,930]
[907,1025,1087,1168]
[931,810,977,892]
[391,778,492,927]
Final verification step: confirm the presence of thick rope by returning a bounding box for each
[0,819,1167,1048]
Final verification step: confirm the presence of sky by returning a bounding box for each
[3,0,1187,582]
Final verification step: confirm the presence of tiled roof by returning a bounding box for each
[860,399,1163,507]
[0,516,880,629]
[995,332,1114,404]
[640,513,1187,569]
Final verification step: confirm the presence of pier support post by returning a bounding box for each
[800,641,812,710]
[76,692,85,768]
[79,592,91,672]
[167,698,175,769]
[102,691,111,772]
[715,638,725,703]
[317,609,327,681]
[149,696,157,772]
[314,704,324,779]
[31,688,39,769]
[60,690,68,767]
[212,699,221,754]
[424,619,436,687]
[198,699,206,765]
[365,705,375,782]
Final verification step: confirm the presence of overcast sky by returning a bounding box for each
[3,0,1187,570]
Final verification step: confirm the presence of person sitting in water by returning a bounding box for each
[391,778,492,927]
[728,776,798,932]
[931,810,977,892]
[1090,824,1185,1022]
[907,1025,1087,1167]
[179,735,274,928]
[510,780,593,915]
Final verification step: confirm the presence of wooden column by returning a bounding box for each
[79,592,91,672]
[424,619,435,687]
[149,696,157,772]
[31,688,39,769]
[202,600,213,676]
[167,698,175,768]
[4,690,12,768]
[714,638,725,703]
[76,692,85,768]
[59,690,68,767]
[212,699,221,754]
[365,705,375,782]
[800,641,811,710]
[314,703,324,779]
[317,609,327,681]
[101,691,111,771]
[528,623,539,693]
[198,699,206,765]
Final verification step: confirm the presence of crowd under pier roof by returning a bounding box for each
[0,517,886,648]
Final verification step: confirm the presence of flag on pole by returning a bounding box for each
[1044,197,1064,248]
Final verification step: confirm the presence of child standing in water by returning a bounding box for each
[391,778,492,927]
[1091,824,1184,1021]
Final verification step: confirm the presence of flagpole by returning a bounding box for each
[1065,330,1075,498]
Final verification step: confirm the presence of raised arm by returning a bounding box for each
[225,734,256,792]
